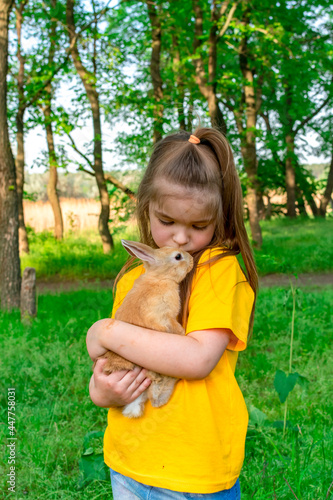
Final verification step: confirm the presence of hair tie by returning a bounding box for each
[188,135,200,144]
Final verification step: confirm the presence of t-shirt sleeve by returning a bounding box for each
[185,254,255,351]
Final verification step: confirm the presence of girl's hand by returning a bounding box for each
[89,358,152,408]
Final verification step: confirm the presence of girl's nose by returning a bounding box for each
[173,228,189,246]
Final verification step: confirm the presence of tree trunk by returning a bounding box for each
[297,195,308,217]
[241,144,263,247]
[285,133,296,218]
[192,0,227,134]
[66,0,113,253]
[43,100,64,240]
[15,1,29,254]
[172,35,186,131]
[238,12,262,247]
[16,107,29,253]
[0,0,21,310]
[146,0,164,143]
[41,3,64,240]
[282,77,297,219]
[319,143,333,217]
[257,192,265,220]
[20,266,36,323]
[265,194,272,220]
[299,179,319,217]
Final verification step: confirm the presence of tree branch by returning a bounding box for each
[218,1,239,39]
[253,27,294,58]
[68,132,94,169]
[260,111,284,168]
[68,133,136,201]
[294,87,333,135]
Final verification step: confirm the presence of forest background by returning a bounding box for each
[0,0,333,499]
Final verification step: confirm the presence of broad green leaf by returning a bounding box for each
[274,370,299,403]
[77,453,109,489]
[249,405,268,426]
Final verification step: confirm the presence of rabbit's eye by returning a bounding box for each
[175,253,182,261]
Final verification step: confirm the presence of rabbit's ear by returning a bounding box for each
[121,240,156,264]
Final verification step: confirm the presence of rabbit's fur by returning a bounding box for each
[95,239,193,418]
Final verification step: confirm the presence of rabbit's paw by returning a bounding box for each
[149,379,176,407]
[122,393,147,418]
[150,392,171,407]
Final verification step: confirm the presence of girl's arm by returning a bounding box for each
[86,319,231,380]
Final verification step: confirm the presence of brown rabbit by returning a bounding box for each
[94,239,193,418]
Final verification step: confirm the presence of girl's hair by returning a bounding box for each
[115,127,258,332]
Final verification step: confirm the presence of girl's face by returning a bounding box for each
[149,180,216,254]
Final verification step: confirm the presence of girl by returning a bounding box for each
[86,127,257,499]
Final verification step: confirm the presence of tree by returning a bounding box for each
[14,0,29,253]
[231,0,264,246]
[192,0,230,134]
[9,0,71,248]
[313,111,333,217]
[39,0,64,240]
[257,0,333,217]
[0,0,21,310]
[320,145,333,216]
[145,0,164,143]
[66,0,113,253]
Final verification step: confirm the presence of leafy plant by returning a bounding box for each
[77,431,109,490]
[273,281,308,436]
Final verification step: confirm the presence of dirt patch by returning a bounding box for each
[36,273,333,294]
[259,272,333,288]
[37,279,115,294]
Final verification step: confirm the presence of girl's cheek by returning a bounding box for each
[150,220,165,246]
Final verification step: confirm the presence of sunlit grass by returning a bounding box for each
[0,290,114,499]
[239,285,333,499]
[21,217,333,281]
[1,285,332,498]
[21,225,139,281]
[251,217,333,275]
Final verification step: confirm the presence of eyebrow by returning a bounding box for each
[154,210,212,224]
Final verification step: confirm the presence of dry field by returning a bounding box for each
[23,193,328,234]
[24,198,112,233]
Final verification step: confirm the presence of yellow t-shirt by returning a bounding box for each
[103,248,255,494]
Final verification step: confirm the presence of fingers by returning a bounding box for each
[93,357,108,373]
[127,374,151,403]
[92,361,151,405]
[118,367,152,403]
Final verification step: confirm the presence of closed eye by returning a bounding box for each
[159,219,174,226]
[159,219,209,230]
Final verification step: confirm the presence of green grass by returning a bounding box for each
[252,217,333,275]
[4,218,333,498]
[1,285,332,499]
[20,225,140,282]
[239,285,333,499]
[0,290,114,499]
[21,218,333,282]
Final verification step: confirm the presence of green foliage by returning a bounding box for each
[274,370,301,404]
[6,0,332,212]
[0,290,114,498]
[20,227,139,281]
[20,218,333,282]
[78,431,109,490]
[253,218,333,274]
[0,284,332,498]
[238,286,333,499]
